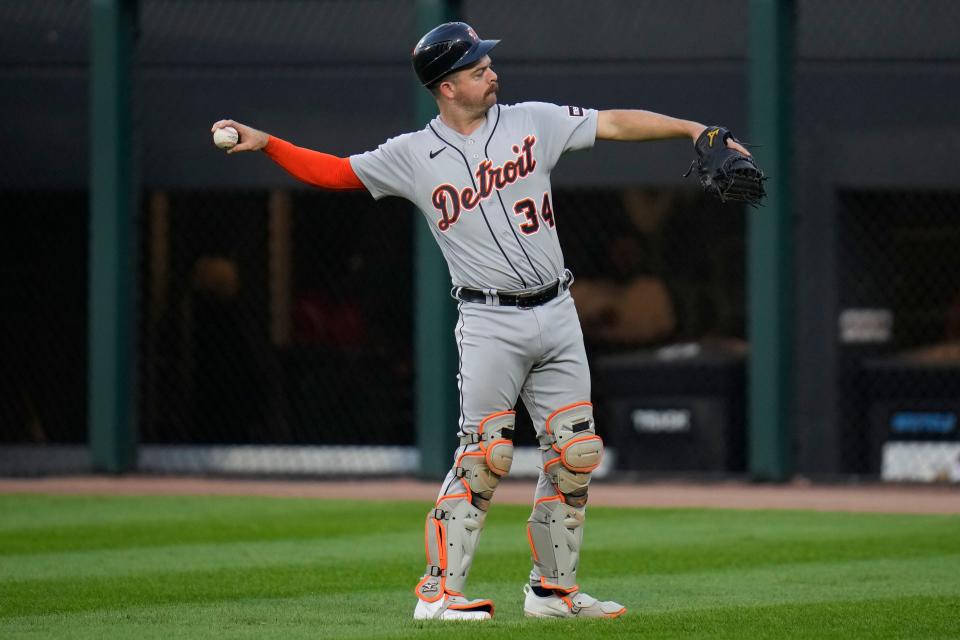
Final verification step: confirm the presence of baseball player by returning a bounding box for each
[211,22,750,621]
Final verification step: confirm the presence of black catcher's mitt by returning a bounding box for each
[684,126,766,206]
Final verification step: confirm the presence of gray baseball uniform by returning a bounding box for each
[351,102,597,290]
[351,101,603,601]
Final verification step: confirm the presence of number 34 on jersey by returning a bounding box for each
[512,193,555,235]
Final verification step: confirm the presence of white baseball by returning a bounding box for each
[213,126,239,150]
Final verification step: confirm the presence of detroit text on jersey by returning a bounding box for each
[431,135,537,231]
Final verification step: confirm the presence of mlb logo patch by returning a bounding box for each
[568,106,584,117]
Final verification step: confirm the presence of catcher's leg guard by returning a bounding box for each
[527,402,603,593]
[414,411,515,614]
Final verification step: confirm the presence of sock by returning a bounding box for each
[532,586,554,597]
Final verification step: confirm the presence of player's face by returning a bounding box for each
[451,56,499,111]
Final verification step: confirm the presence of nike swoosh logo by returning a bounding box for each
[429,147,447,159]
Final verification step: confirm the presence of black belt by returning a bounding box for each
[453,275,571,309]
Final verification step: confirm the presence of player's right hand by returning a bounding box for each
[210,119,269,154]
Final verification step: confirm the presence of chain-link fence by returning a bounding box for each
[2,1,958,482]
[837,192,960,479]
[555,188,747,474]
[794,0,960,481]
[465,0,753,475]
[0,1,89,452]
[139,189,414,447]
[0,191,89,446]
[132,1,417,473]
[137,0,750,476]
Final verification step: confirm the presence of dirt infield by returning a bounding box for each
[1,475,957,514]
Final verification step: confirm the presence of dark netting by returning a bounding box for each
[281,192,414,445]
[140,189,413,446]
[837,192,960,476]
[512,188,748,475]
[0,1,89,452]
[462,0,753,475]
[140,190,273,445]
[0,191,89,445]
[132,0,417,465]
[125,0,753,475]
[795,0,960,480]
[7,0,958,482]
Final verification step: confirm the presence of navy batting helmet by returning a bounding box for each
[412,22,499,87]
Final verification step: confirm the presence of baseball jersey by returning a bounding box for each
[350,102,598,292]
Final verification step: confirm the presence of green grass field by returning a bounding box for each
[1,494,958,639]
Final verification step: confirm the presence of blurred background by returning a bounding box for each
[1,0,958,483]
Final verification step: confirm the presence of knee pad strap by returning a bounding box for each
[455,411,515,496]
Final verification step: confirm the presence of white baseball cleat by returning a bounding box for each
[413,594,494,620]
[522,584,626,618]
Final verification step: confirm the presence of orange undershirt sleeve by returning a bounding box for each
[263,135,366,191]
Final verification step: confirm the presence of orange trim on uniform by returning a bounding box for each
[478,410,515,435]
[539,576,578,593]
[559,434,604,473]
[534,494,563,506]
[438,520,448,568]
[448,599,495,617]
[561,595,576,611]
[457,450,485,462]
[452,450,483,500]
[526,523,539,561]
[544,401,592,435]
[437,492,470,505]
[450,601,494,616]
[484,439,512,473]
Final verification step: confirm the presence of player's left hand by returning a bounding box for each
[684,126,766,207]
[692,126,750,156]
